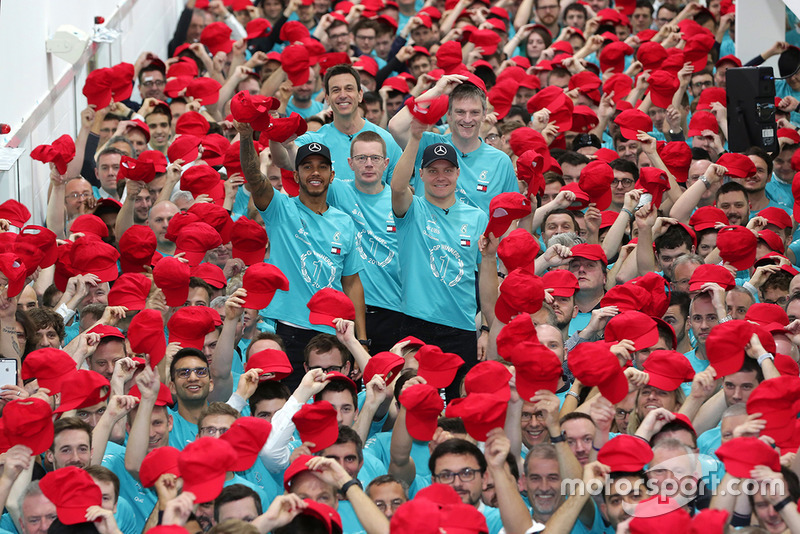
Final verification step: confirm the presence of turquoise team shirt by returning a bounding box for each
[412,132,518,216]
[286,97,325,119]
[102,441,157,533]
[168,408,197,450]
[327,181,402,311]
[395,196,488,330]
[295,121,403,184]
[257,193,364,332]
[766,174,793,209]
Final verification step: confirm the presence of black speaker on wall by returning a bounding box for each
[726,66,778,153]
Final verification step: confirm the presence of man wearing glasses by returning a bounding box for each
[168,348,215,448]
[533,0,560,40]
[327,132,402,354]
[137,64,167,103]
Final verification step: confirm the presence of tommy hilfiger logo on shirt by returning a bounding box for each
[460,238,471,247]
[331,246,341,255]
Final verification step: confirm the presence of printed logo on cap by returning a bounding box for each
[434,145,447,156]
[308,143,322,152]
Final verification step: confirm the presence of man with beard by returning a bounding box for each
[663,291,693,354]
[542,270,579,339]
[741,147,787,216]
[238,121,367,384]
[167,348,215,449]
[715,182,750,226]
[533,0,560,39]
[767,141,797,209]
[270,64,402,184]
[45,418,92,470]
[286,73,324,119]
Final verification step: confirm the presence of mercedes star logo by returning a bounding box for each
[433,145,447,156]
[308,143,322,152]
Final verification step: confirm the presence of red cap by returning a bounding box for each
[775,354,800,376]
[185,77,222,106]
[597,435,653,472]
[191,262,226,289]
[31,134,76,175]
[717,152,757,178]
[70,214,109,239]
[605,311,659,351]
[245,349,293,380]
[363,352,404,384]
[178,437,237,502]
[560,182,590,210]
[40,467,103,525]
[760,206,793,230]
[706,320,757,376]
[219,417,272,471]
[245,18,272,40]
[687,111,719,137]
[391,499,444,534]
[636,167,670,208]
[152,256,191,307]
[280,20,310,43]
[261,113,308,143]
[593,147,619,162]
[18,225,58,270]
[746,376,800,447]
[0,253,26,298]
[119,225,157,273]
[568,71,602,104]
[689,206,728,231]
[282,45,311,86]
[688,264,736,292]
[283,454,316,491]
[463,361,511,399]
[231,217,268,265]
[108,272,151,310]
[307,288,355,326]
[405,94,449,125]
[614,109,653,140]
[54,369,110,414]
[642,350,696,391]
[167,306,217,349]
[200,22,235,55]
[175,112,210,137]
[683,32,715,72]
[515,149,545,195]
[716,225,757,270]
[794,172,800,223]
[495,267,545,324]
[541,269,580,297]
[571,105,599,133]
[175,222,223,267]
[188,203,233,243]
[436,41,463,73]
[715,436,781,478]
[128,381,173,407]
[602,73,633,105]
[647,70,679,109]
[20,348,77,393]
[629,497,691,533]
[509,341,562,399]
[0,200,31,228]
[496,313,538,361]
[716,54,742,68]
[469,29,501,55]
[745,303,790,329]
[657,141,692,183]
[527,86,574,132]
[0,398,53,455]
[414,345,464,388]
[758,229,785,253]
[128,309,167,367]
[139,447,181,488]
[696,87,727,112]
[166,211,201,243]
[70,236,119,283]
[578,160,614,210]
[637,42,667,71]
[169,136,204,167]
[292,401,339,452]
[690,509,730,532]
[299,500,343,534]
[399,383,444,441]
[230,91,279,130]
[599,41,633,74]
[353,55,379,78]
[496,228,537,273]
[445,393,507,441]
[630,272,671,318]
[181,166,225,206]
[568,341,628,403]
[570,243,608,265]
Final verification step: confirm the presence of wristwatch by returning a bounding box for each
[340,478,363,495]
[699,175,711,189]
[550,431,566,444]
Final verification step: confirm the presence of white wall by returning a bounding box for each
[0,0,184,225]
[737,0,785,72]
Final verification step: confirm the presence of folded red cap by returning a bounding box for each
[175,222,223,267]
[231,217,268,265]
[496,228,537,273]
[191,262,226,289]
[568,71,602,104]
[0,200,31,228]
[139,446,181,488]
[716,225,757,270]
[40,466,103,525]
[219,416,272,471]
[282,45,311,86]
[18,225,57,271]
[717,152,757,179]
[128,381,173,407]
[689,206,728,231]
[775,353,800,376]
[307,288,354,326]
[560,182,591,210]
[597,435,653,472]
[188,203,233,243]
[363,352,405,384]
[569,341,628,403]
[436,41,463,73]
[570,243,608,265]
[601,73,633,106]
[292,401,339,452]
[629,497,691,533]
[646,70,679,109]
[636,41,667,71]
[55,369,111,414]
[70,236,119,283]
[464,360,512,399]
[495,267,545,324]
[118,225,157,274]
[20,348,77,393]
[683,33,715,72]
[181,166,225,206]
[414,345,464,388]
[599,41,633,74]
[468,29,501,55]
[70,214,109,239]
[0,253,26,299]
[246,18,272,40]
[487,79,518,121]
[656,141,692,183]
[445,393,507,441]
[509,341,562,399]
[353,55,379,77]
[246,348,293,380]
[715,436,781,478]
[758,229,785,253]
[571,105,599,133]
[241,262,290,310]
[687,110,719,137]
[283,454,316,491]
[127,309,167,368]
[118,155,156,183]
[541,270,580,298]
[82,68,114,109]
[164,75,192,99]
[746,376,800,447]
[706,320,757,377]
[578,160,614,210]
[636,167,670,208]
[200,22,234,55]
[527,85,573,132]
[167,134,203,163]
[108,272,151,310]
[167,306,217,349]
[496,313,538,361]
[614,109,653,140]
[261,112,308,143]
[0,397,53,455]
[484,192,531,238]
[605,310,659,351]
[152,256,191,307]
[405,95,449,125]
[687,264,735,293]
[179,437,237,502]
[398,383,443,441]
[641,350,695,391]
[515,149,545,196]
[176,112,210,136]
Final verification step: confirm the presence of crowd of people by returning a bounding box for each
[3,0,800,532]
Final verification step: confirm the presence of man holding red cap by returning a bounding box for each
[566,244,609,335]
[236,120,367,388]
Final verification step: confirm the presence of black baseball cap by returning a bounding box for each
[295,142,333,168]
[571,133,601,151]
[420,143,458,169]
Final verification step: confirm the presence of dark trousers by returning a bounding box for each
[400,314,478,402]
[275,322,324,391]
[365,305,408,355]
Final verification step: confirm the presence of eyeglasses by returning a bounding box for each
[175,367,209,379]
[692,81,713,89]
[615,408,633,419]
[485,133,499,141]
[308,364,344,373]
[352,154,385,164]
[537,4,559,10]
[142,80,166,88]
[374,499,405,512]
[611,178,635,187]
[66,192,92,200]
[199,426,229,437]
[355,34,376,41]
[520,412,546,422]
[433,468,481,484]
[330,32,349,40]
